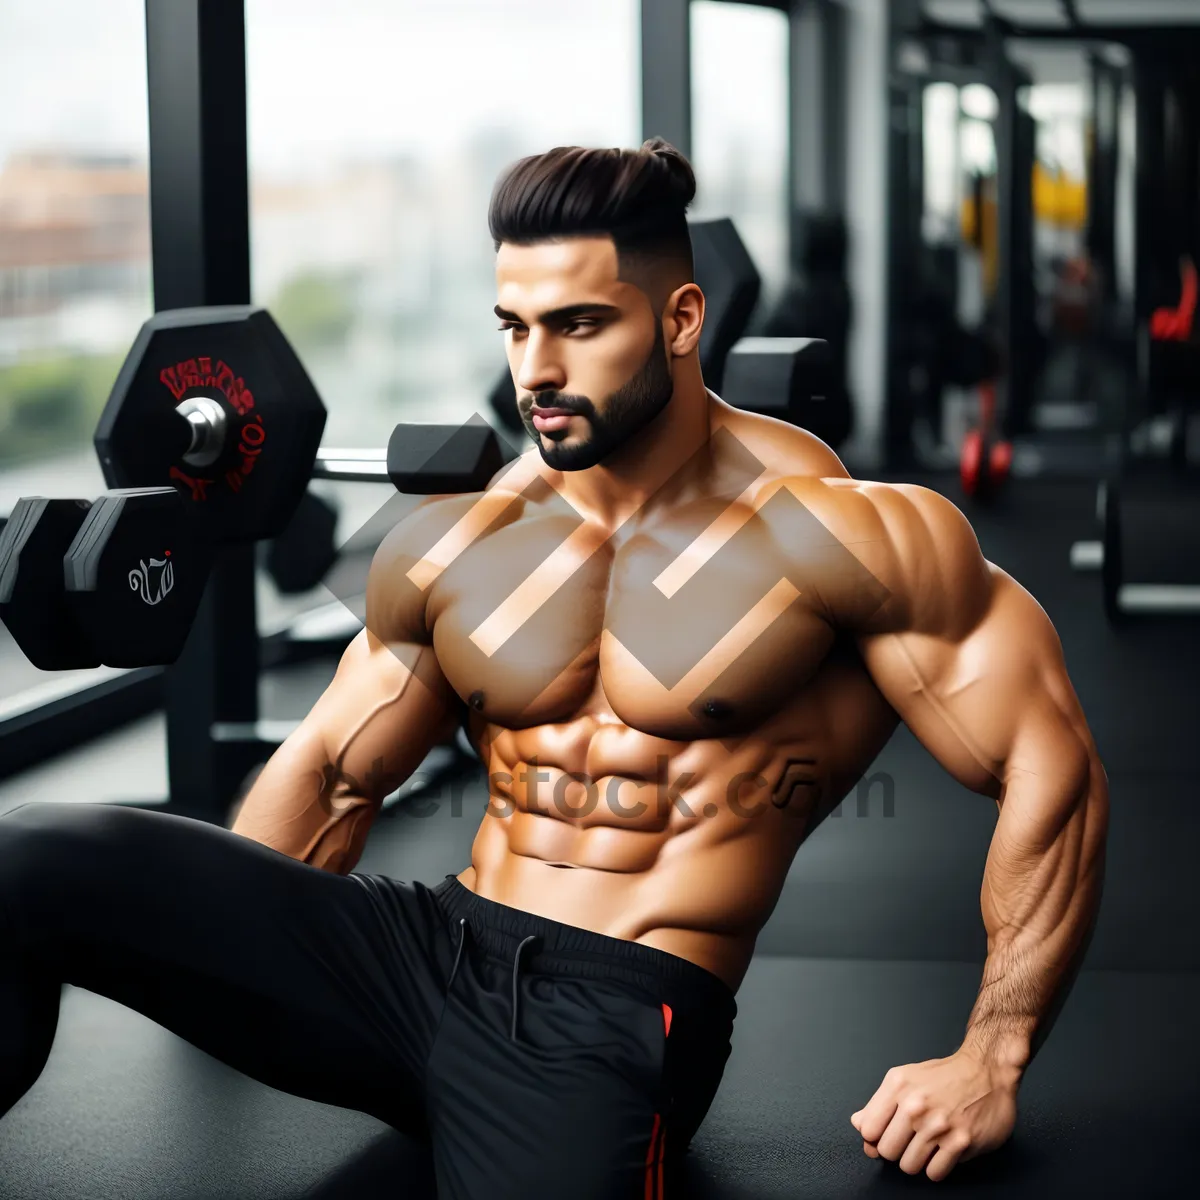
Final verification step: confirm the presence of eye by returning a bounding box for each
[563,320,599,334]
[497,321,525,334]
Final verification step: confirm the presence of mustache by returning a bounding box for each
[525,393,591,415]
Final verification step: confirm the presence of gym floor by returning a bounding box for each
[2,471,1195,1198]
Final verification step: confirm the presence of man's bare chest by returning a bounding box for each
[424,504,837,740]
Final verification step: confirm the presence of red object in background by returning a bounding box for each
[989,438,1013,483]
[961,428,985,496]
[961,381,1013,502]
[1150,258,1197,341]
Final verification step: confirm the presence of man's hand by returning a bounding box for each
[850,1050,1019,1182]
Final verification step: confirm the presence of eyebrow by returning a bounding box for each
[493,303,621,324]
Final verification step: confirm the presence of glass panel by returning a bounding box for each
[923,82,961,243]
[0,0,151,703]
[245,0,640,450]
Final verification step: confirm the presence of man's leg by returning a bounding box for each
[0,802,448,1134]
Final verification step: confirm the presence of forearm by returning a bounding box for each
[230,732,378,875]
[960,753,1109,1079]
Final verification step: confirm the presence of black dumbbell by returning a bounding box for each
[0,488,211,670]
[95,306,328,543]
[720,338,850,446]
[1100,476,1200,623]
[0,498,101,670]
[264,489,340,595]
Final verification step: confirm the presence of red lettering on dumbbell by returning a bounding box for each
[170,464,212,502]
[228,380,255,416]
[215,360,235,398]
[185,414,269,494]
[160,364,185,400]
[179,359,200,392]
[160,357,256,415]
[158,357,269,499]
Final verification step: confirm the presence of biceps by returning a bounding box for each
[859,570,1091,798]
[300,628,460,800]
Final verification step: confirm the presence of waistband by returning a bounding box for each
[432,875,737,1028]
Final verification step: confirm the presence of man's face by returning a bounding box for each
[495,236,675,471]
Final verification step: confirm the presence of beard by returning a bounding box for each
[518,323,675,472]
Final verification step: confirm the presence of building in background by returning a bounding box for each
[0,152,150,363]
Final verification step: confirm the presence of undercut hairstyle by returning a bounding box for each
[488,137,697,300]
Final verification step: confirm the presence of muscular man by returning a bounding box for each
[0,140,1107,1198]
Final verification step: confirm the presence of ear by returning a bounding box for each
[662,283,704,358]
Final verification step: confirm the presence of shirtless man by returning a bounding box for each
[0,139,1107,1199]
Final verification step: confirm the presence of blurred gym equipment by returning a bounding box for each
[762,210,854,449]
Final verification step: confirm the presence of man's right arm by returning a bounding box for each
[230,510,462,874]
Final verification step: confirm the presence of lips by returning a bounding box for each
[531,406,573,418]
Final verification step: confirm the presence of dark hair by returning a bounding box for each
[488,137,697,286]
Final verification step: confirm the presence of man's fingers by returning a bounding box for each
[925,1137,969,1182]
[874,1111,916,1162]
[854,1094,898,1144]
[898,1130,939,1177]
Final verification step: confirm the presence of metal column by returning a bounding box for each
[145,0,260,822]
[882,0,925,467]
[988,21,1036,438]
[641,0,692,156]
[1087,54,1120,306]
[788,0,846,218]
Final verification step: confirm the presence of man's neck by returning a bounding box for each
[547,369,715,531]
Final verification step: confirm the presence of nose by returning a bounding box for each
[515,329,566,395]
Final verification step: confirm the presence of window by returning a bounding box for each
[923,82,961,243]
[245,0,640,451]
[0,0,151,703]
[690,0,790,327]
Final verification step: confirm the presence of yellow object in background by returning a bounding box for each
[961,174,998,298]
[959,164,1087,299]
[1032,162,1087,229]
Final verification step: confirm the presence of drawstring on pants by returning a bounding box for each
[509,934,540,1042]
[448,918,469,990]
[445,917,543,1044]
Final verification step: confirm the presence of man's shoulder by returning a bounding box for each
[750,468,987,632]
[754,459,966,545]
[712,398,851,485]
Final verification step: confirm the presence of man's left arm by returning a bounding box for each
[833,481,1109,1180]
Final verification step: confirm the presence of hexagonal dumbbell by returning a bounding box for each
[0,489,212,671]
[63,488,213,668]
[95,306,328,544]
[0,497,101,670]
[385,419,518,494]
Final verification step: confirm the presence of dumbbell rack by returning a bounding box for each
[127,2,430,824]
